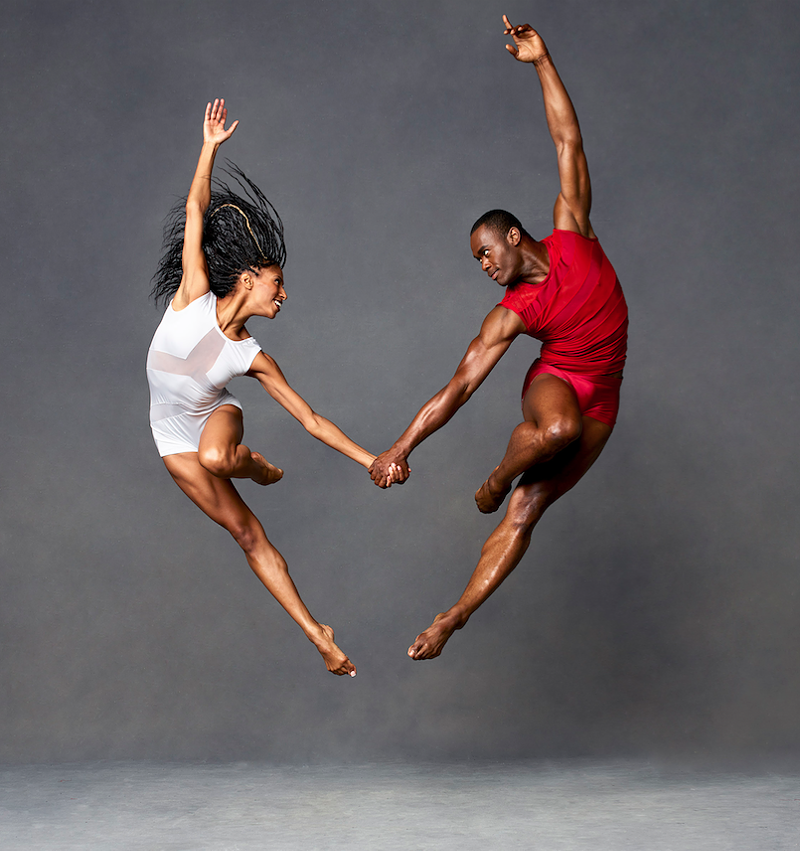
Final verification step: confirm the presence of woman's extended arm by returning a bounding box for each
[247,352,376,469]
[173,99,239,310]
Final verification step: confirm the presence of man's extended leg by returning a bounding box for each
[408,408,612,661]
[475,373,584,513]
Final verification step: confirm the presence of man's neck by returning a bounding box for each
[517,236,550,284]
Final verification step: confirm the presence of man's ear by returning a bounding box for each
[506,227,521,246]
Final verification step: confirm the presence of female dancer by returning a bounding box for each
[147,99,393,676]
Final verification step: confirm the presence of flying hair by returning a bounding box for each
[150,161,286,306]
[209,203,266,257]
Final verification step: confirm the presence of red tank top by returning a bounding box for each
[498,229,628,375]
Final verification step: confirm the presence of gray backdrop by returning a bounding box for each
[1,0,798,764]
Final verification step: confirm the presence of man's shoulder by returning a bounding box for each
[487,301,528,340]
[550,227,596,243]
[549,228,604,270]
[483,302,525,324]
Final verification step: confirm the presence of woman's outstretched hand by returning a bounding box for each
[203,98,239,145]
[502,15,549,63]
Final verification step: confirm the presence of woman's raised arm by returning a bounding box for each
[174,99,239,309]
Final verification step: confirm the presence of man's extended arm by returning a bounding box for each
[504,16,593,238]
[369,307,524,487]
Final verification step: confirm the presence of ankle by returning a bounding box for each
[487,470,508,495]
[444,607,469,631]
[306,623,330,648]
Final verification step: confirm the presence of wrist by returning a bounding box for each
[532,51,552,68]
[392,439,413,460]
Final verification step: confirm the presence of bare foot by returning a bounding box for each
[250,452,283,486]
[474,468,511,513]
[311,624,356,677]
[407,611,463,660]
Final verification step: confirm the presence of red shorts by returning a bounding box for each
[521,360,622,428]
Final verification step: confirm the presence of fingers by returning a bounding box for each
[390,462,410,484]
[502,15,534,39]
[368,463,390,488]
[377,466,398,488]
[387,462,409,484]
[203,99,239,143]
[206,98,233,126]
[368,460,411,488]
[369,454,410,488]
[505,43,518,57]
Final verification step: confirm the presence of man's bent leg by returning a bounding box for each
[409,415,612,660]
[198,405,283,486]
[475,373,583,514]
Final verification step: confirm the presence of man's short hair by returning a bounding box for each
[470,209,527,239]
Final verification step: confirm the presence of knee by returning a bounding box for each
[506,487,554,535]
[227,519,260,554]
[544,416,582,452]
[198,445,234,479]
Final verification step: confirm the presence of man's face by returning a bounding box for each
[470,225,521,287]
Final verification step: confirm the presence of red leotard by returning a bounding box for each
[498,229,628,428]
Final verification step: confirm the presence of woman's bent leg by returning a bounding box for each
[198,405,283,485]
[163,452,356,676]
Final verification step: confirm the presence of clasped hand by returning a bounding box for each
[369,451,410,489]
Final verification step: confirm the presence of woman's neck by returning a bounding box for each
[215,293,250,340]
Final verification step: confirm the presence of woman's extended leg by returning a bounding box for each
[197,404,283,485]
[163,450,356,676]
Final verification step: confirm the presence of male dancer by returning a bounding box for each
[369,17,628,660]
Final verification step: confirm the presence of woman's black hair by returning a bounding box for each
[150,161,286,306]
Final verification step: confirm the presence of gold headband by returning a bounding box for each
[210,203,265,258]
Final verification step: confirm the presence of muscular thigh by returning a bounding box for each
[198,404,244,456]
[517,415,612,502]
[522,372,583,430]
[163,451,256,531]
[505,373,615,518]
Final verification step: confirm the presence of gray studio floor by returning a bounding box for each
[1,759,798,850]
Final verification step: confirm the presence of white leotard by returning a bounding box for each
[146,292,261,457]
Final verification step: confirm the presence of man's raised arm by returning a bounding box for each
[504,16,593,238]
[369,307,523,487]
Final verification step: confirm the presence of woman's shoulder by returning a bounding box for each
[171,289,214,313]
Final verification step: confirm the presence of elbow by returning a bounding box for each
[303,411,325,437]
[185,199,206,218]
[452,378,475,409]
[556,136,583,156]
[458,386,474,407]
